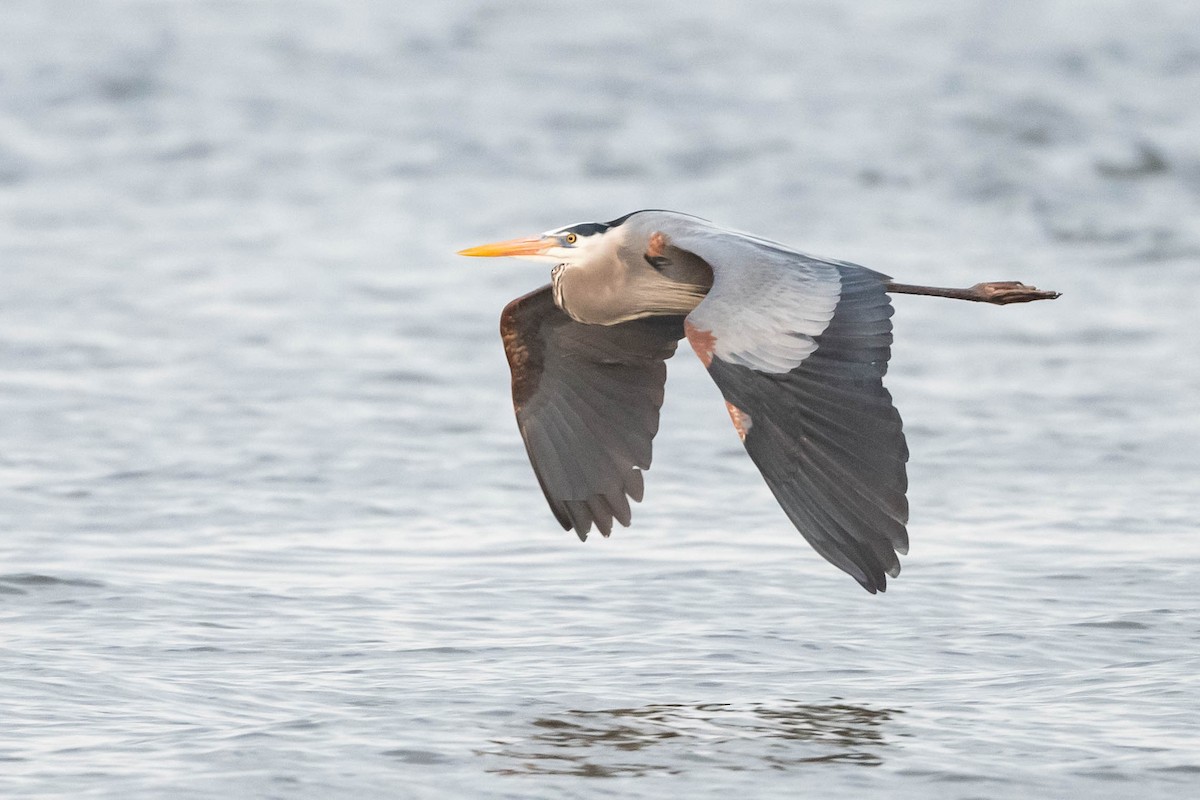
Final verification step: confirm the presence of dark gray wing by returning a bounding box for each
[665,222,908,592]
[702,267,909,592]
[500,285,685,539]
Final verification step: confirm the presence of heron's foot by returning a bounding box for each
[969,281,1062,304]
[885,280,1062,304]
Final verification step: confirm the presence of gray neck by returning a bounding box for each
[552,260,708,326]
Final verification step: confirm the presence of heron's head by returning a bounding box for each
[457,218,624,268]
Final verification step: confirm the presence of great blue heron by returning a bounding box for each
[459,210,1059,592]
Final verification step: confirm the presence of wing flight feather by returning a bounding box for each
[500,285,684,538]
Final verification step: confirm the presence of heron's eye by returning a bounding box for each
[564,232,577,245]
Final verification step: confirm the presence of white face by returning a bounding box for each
[525,224,610,265]
[457,220,618,265]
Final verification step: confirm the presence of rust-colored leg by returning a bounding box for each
[885,281,1061,305]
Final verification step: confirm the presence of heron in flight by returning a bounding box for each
[459,210,1058,592]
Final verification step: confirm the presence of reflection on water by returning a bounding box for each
[481,701,899,777]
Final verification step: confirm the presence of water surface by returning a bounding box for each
[3,1,1199,797]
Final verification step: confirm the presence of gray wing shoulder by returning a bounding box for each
[648,219,851,373]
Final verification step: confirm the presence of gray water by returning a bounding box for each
[3,1,1200,797]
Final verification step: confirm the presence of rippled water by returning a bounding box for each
[3,1,1200,797]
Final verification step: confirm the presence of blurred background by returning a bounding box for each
[2,1,1199,797]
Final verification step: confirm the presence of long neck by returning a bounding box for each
[552,262,626,325]
[554,262,706,325]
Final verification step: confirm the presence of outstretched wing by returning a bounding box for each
[658,225,909,592]
[500,285,685,539]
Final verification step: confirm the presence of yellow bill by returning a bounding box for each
[456,236,550,258]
